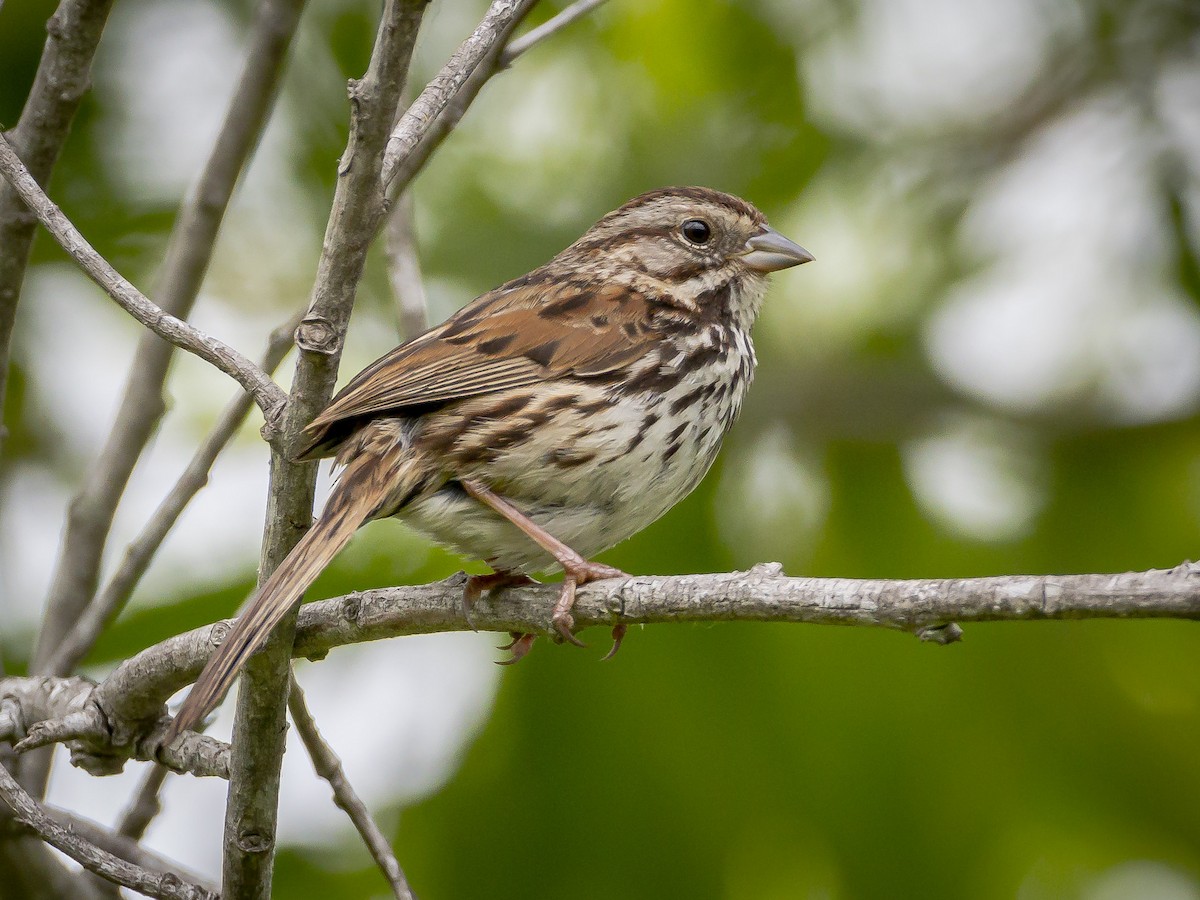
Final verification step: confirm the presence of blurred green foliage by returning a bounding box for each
[3,0,1200,897]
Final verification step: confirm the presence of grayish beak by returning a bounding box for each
[739,226,814,272]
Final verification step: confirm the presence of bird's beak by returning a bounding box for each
[738,226,814,272]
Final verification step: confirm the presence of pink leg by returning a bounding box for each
[461,478,628,654]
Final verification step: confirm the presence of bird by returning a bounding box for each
[165,186,812,740]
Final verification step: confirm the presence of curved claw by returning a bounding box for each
[601,622,627,661]
[497,631,524,651]
[496,632,536,665]
[461,584,481,632]
[553,613,588,648]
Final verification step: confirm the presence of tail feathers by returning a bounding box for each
[166,443,424,741]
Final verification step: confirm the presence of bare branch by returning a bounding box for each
[44,313,302,677]
[45,806,219,896]
[384,191,429,339]
[289,678,416,900]
[222,2,428,896]
[117,764,170,842]
[26,0,306,719]
[0,136,286,427]
[3,679,230,779]
[0,764,218,900]
[381,0,539,192]
[0,0,116,456]
[499,0,610,65]
[382,0,612,200]
[6,563,1198,778]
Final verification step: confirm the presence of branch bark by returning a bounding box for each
[222,3,427,896]
[0,0,115,458]
[27,0,306,698]
[0,763,217,900]
[289,678,415,900]
[5,563,1198,779]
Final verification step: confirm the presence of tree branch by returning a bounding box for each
[222,3,427,896]
[381,0,539,193]
[0,763,217,900]
[5,564,1197,778]
[44,806,219,897]
[289,678,416,900]
[43,312,302,678]
[27,0,306,707]
[384,191,429,340]
[0,5,119,883]
[499,0,610,65]
[0,0,116,457]
[117,763,170,842]
[0,135,287,429]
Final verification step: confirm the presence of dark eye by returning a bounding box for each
[681,219,712,245]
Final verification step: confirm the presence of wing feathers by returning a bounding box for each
[300,280,651,457]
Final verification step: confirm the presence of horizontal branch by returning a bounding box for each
[4,563,1197,776]
[0,134,287,422]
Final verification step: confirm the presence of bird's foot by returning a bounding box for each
[496,631,536,665]
[462,571,536,631]
[552,561,628,649]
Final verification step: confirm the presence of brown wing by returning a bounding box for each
[295,277,648,460]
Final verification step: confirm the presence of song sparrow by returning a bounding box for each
[167,186,811,739]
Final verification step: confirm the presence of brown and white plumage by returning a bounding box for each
[166,187,811,740]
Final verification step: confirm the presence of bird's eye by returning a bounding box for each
[681,219,712,245]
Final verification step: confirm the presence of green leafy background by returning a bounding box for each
[3,0,1200,897]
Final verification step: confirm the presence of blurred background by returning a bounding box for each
[3,0,1200,896]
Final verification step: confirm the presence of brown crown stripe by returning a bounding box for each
[612,186,763,223]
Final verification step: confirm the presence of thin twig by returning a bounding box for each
[381,0,540,191]
[44,312,302,677]
[0,764,217,900]
[499,0,610,65]
[384,0,611,200]
[0,0,116,457]
[376,0,616,380]
[27,0,306,718]
[289,677,417,900]
[46,806,220,896]
[221,2,428,896]
[0,136,286,429]
[384,191,429,339]
[117,764,170,842]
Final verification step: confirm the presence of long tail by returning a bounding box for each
[166,436,422,740]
